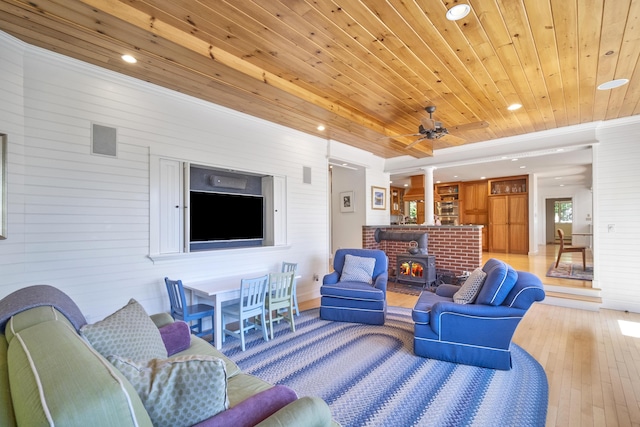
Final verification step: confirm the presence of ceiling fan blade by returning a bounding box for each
[420,117,435,130]
[448,121,489,132]
[405,136,428,149]
[378,132,422,140]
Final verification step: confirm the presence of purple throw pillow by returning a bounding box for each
[192,385,298,427]
[158,321,191,356]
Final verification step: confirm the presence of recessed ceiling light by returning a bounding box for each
[480,176,486,180]
[446,4,471,20]
[507,103,522,111]
[404,183,409,187]
[520,166,526,169]
[597,78,629,90]
[511,158,519,162]
[317,125,326,131]
[554,177,562,180]
[121,54,137,64]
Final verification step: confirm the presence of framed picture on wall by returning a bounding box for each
[340,191,355,213]
[371,186,386,210]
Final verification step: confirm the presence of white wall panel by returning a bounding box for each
[595,119,640,312]
[0,34,332,322]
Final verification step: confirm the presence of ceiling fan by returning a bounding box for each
[384,106,489,149]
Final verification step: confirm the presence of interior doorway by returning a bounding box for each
[545,198,573,244]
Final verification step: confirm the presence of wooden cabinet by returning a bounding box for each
[390,186,404,215]
[416,201,425,225]
[462,181,488,212]
[435,183,460,201]
[489,176,527,195]
[488,176,528,254]
[461,181,489,250]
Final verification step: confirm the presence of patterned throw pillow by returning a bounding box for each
[339,254,376,285]
[108,354,229,427]
[80,299,167,362]
[453,268,487,304]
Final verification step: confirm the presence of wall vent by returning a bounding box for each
[303,166,312,184]
[91,124,117,157]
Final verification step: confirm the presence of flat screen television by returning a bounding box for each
[190,191,264,242]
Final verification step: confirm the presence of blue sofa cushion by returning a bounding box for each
[320,282,385,301]
[339,254,376,285]
[476,259,518,306]
[332,249,388,282]
[503,271,547,310]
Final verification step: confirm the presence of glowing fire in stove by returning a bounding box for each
[399,261,424,278]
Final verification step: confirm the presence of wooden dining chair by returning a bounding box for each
[281,262,299,316]
[164,277,215,340]
[265,271,295,340]
[221,275,269,351]
[555,229,586,270]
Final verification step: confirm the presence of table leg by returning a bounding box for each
[214,296,223,349]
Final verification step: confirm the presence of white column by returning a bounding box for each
[422,167,435,225]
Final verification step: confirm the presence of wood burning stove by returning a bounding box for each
[396,254,436,288]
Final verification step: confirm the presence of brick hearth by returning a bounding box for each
[362,225,483,276]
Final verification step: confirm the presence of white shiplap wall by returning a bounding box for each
[0,33,343,322]
[595,119,640,312]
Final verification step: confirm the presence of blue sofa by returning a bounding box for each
[412,258,545,370]
[320,248,388,325]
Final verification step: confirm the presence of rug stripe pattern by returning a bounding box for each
[222,307,547,427]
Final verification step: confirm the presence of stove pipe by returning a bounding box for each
[374,228,428,254]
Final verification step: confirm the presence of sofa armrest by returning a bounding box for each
[255,396,334,427]
[150,312,174,328]
[323,271,340,285]
[373,272,388,292]
[429,301,526,349]
[435,284,460,298]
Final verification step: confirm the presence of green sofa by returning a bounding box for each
[0,286,335,427]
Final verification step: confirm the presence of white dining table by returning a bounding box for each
[183,273,300,349]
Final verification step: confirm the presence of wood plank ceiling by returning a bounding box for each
[1,0,638,159]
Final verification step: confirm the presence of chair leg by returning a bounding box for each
[555,251,562,268]
[268,309,275,340]
[221,313,226,343]
[582,250,586,270]
[289,303,295,332]
[293,291,299,316]
[240,319,246,351]
[260,311,269,342]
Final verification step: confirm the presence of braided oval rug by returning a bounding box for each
[221,306,548,427]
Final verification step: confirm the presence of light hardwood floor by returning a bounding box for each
[300,247,640,427]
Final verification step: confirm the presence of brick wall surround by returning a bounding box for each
[362,226,483,276]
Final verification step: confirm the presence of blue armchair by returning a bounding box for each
[412,258,545,370]
[320,248,388,325]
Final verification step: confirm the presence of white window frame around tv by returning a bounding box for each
[149,156,286,260]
